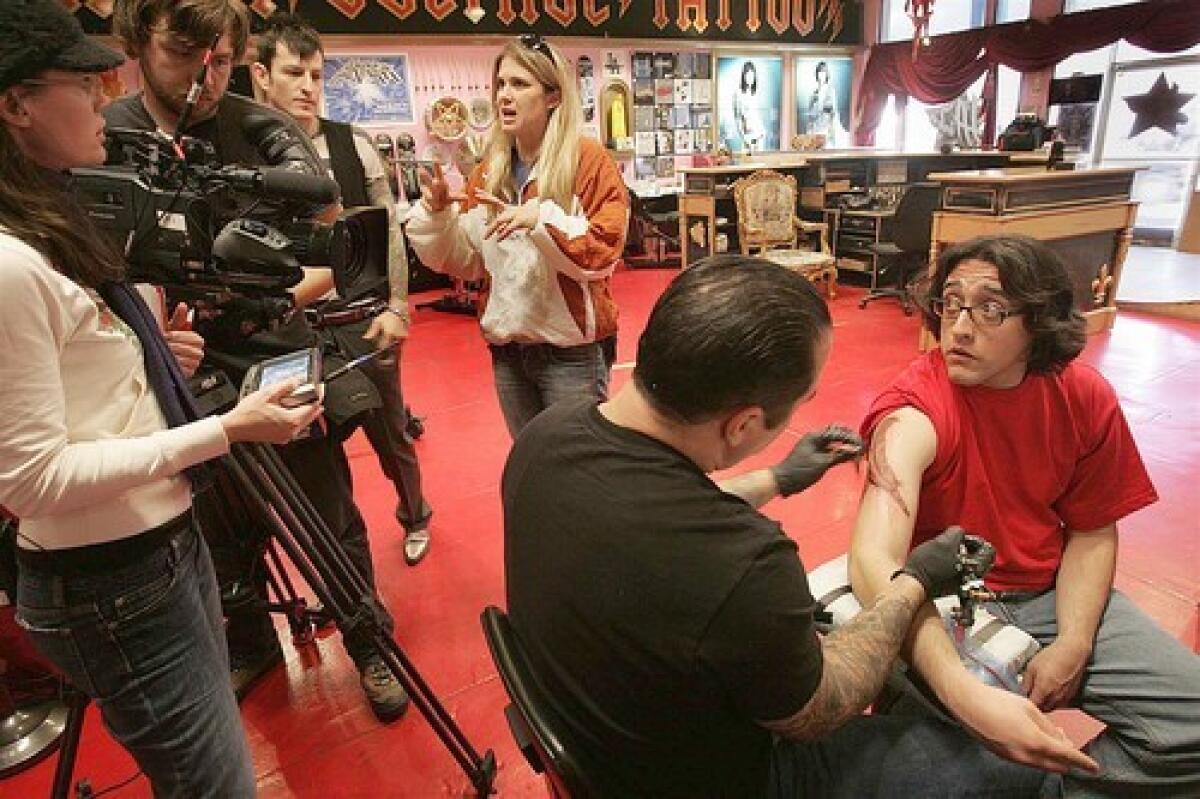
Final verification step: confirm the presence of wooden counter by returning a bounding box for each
[926,166,1139,340]
[677,150,1049,198]
[674,150,1054,270]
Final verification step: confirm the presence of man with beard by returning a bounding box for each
[104,0,409,723]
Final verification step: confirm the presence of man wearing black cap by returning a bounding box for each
[102,0,410,722]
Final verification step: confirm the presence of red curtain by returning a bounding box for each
[855,0,1200,145]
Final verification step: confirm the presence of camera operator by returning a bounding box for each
[0,2,323,794]
[104,0,409,722]
[252,13,434,567]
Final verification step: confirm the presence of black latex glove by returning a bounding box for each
[771,425,864,497]
[898,526,967,599]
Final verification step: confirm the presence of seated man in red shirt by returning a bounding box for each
[850,234,1200,797]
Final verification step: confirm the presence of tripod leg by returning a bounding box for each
[261,543,316,646]
[220,444,496,794]
[50,686,89,799]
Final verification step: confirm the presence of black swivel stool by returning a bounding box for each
[481,606,608,798]
[860,183,942,314]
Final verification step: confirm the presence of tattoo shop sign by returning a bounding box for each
[72,0,862,46]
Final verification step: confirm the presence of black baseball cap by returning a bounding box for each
[0,0,125,92]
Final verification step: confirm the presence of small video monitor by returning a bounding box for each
[240,347,322,407]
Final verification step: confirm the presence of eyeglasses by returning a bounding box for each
[931,296,1021,327]
[21,74,103,98]
[519,33,553,61]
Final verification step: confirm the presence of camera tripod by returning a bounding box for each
[41,439,496,797]
[220,440,497,793]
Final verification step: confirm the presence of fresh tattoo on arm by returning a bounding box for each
[868,416,911,518]
[761,585,922,741]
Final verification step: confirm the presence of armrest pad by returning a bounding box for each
[807,553,1040,693]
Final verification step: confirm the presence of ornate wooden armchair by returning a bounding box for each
[732,169,837,298]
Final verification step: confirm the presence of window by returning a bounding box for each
[880,0,988,43]
[905,74,986,151]
[873,74,988,152]
[1065,0,1143,12]
[1048,46,1116,155]
[996,0,1031,24]
[995,65,1022,134]
[880,1,914,43]
[875,95,900,149]
[1115,39,1200,62]
[1098,62,1200,238]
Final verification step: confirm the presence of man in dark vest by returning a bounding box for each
[252,13,434,569]
[105,0,409,722]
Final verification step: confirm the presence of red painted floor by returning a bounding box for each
[6,264,1199,798]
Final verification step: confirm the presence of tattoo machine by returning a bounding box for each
[951,535,997,635]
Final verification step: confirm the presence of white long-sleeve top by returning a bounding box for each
[0,232,229,551]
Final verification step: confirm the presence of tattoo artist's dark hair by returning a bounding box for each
[255,13,323,69]
[634,255,831,428]
[917,234,1086,373]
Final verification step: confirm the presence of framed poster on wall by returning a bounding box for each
[717,56,783,153]
[323,55,414,125]
[794,56,853,148]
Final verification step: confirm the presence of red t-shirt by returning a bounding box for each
[861,351,1157,592]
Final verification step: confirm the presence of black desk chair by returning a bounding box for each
[860,183,942,314]
[480,606,608,798]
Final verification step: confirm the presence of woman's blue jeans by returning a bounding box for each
[490,340,610,438]
[16,519,255,798]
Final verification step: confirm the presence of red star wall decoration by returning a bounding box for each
[1122,72,1195,138]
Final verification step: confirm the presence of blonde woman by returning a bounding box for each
[408,34,629,437]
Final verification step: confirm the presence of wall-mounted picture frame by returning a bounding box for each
[794,56,853,148]
[323,54,415,125]
[717,55,783,153]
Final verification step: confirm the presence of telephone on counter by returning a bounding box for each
[834,192,876,211]
[998,113,1053,152]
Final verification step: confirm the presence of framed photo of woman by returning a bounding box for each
[717,56,782,153]
[795,56,853,148]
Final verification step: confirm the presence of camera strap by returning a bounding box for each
[98,281,211,488]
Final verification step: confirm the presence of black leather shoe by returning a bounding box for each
[402,526,431,566]
[229,643,284,701]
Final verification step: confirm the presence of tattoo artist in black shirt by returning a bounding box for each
[503,256,1056,797]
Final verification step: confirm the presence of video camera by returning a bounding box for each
[68,127,388,332]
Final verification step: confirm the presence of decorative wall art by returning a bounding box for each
[794,56,853,148]
[717,56,782,153]
[323,55,414,125]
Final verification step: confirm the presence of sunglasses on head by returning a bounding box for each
[519,33,553,61]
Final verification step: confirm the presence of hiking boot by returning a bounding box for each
[360,658,410,722]
[229,642,284,701]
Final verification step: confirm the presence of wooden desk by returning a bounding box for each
[925,166,1139,341]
